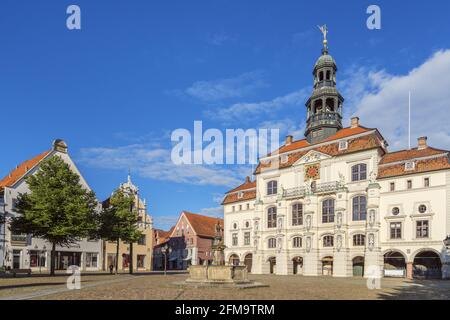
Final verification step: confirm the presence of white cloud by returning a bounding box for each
[205,88,309,124]
[78,144,244,188]
[341,49,450,150]
[198,206,224,218]
[185,71,266,102]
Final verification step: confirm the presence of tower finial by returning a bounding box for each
[317,24,328,53]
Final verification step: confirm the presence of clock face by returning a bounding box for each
[305,164,320,180]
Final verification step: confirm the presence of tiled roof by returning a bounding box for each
[222,189,256,205]
[225,176,256,194]
[255,132,382,174]
[0,150,50,191]
[272,125,374,155]
[379,147,448,164]
[222,176,257,205]
[378,147,450,178]
[183,211,223,238]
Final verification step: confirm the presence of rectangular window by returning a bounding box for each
[239,205,242,211]
[246,203,250,210]
[85,253,98,268]
[244,232,250,246]
[407,180,412,189]
[232,233,238,246]
[29,250,45,268]
[424,178,430,188]
[232,206,235,212]
[137,255,146,269]
[416,220,429,238]
[138,235,146,246]
[390,222,402,239]
[390,182,395,192]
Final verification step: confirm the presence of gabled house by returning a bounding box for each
[0,139,102,272]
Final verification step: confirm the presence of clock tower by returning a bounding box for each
[305,26,344,144]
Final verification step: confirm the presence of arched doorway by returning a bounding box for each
[321,256,333,276]
[384,251,406,277]
[268,257,276,274]
[244,254,253,273]
[413,251,442,279]
[292,257,303,275]
[352,256,365,277]
[229,254,240,266]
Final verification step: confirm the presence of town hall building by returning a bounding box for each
[222,33,450,279]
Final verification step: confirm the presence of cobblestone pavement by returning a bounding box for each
[2,272,450,300]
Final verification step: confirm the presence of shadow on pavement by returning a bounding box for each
[377,280,450,300]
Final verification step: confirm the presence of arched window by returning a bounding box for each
[353,234,366,246]
[292,203,303,226]
[267,180,278,195]
[352,163,367,181]
[292,237,302,248]
[352,196,367,221]
[267,207,277,228]
[322,199,335,223]
[319,71,324,81]
[268,238,277,249]
[326,70,331,80]
[323,235,334,247]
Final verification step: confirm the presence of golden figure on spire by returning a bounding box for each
[317,24,328,50]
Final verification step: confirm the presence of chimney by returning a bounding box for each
[52,139,68,153]
[351,117,360,128]
[285,135,293,146]
[417,136,428,150]
[245,176,251,184]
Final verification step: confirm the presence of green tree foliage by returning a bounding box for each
[98,188,142,274]
[10,156,98,275]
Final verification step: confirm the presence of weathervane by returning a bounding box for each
[317,24,328,51]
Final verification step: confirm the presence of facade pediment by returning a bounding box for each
[293,150,331,166]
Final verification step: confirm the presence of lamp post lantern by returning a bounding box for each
[161,244,172,276]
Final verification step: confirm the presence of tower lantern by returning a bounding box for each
[305,25,344,144]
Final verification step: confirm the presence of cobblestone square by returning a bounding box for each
[1,272,449,300]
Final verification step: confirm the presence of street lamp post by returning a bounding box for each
[161,244,172,276]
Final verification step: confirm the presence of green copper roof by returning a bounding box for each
[314,53,336,69]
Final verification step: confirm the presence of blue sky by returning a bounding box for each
[1,1,450,230]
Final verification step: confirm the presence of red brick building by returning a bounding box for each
[153,211,223,270]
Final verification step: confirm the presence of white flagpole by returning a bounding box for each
[408,91,411,149]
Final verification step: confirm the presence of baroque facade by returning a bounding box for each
[222,38,450,279]
[102,175,154,271]
[0,140,102,272]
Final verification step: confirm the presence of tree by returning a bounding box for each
[98,188,142,274]
[10,156,98,276]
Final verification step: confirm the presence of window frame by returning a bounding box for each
[390,222,402,239]
[268,238,277,249]
[292,236,302,248]
[353,234,366,246]
[267,206,277,228]
[416,220,429,238]
[351,163,367,182]
[323,235,334,247]
[267,180,278,196]
[291,203,303,226]
[352,195,367,221]
[322,199,335,224]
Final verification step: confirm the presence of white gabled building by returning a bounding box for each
[0,139,102,272]
[223,37,450,279]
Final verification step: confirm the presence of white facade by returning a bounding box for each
[223,40,450,280]
[0,140,102,272]
[224,138,450,279]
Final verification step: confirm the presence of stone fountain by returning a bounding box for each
[179,221,266,288]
